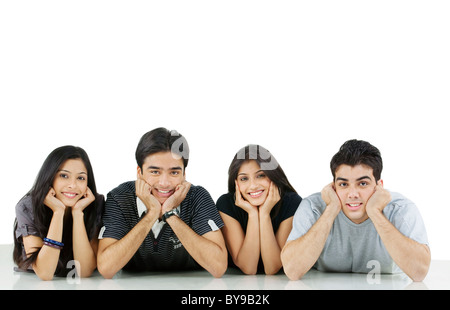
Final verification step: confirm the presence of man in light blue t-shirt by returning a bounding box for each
[281,140,430,282]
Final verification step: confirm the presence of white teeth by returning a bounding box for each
[349,203,360,207]
[158,189,171,194]
[63,193,76,198]
[249,191,263,197]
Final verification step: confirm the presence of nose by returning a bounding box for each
[67,177,77,189]
[347,185,360,199]
[158,173,171,188]
[248,177,259,190]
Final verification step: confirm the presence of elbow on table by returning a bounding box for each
[97,267,116,279]
[264,265,282,276]
[283,265,307,281]
[36,272,55,281]
[410,273,427,282]
[79,267,96,278]
[209,259,228,278]
[409,263,431,282]
[281,251,307,280]
[240,266,257,276]
[98,262,119,279]
[407,246,431,282]
[32,265,55,281]
[96,260,118,279]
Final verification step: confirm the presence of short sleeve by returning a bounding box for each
[89,194,105,240]
[216,193,239,219]
[387,195,429,246]
[15,196,39,240]
[274,192,302,226]
[100,192,130,240]
[287,194,323,242]
[188,186,224,236]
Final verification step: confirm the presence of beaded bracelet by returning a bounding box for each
[43,241,63,250]
[43,238,64,248]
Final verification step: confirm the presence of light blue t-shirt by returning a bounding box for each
[287,191,429,274]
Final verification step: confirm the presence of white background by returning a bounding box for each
[1,1,449,260]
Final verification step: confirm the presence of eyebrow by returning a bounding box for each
[238,170,263,176]
[336,176,372,182]
[147,166,183,171]
[58,169,87,175]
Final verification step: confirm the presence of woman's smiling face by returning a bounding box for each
[52,158,88,207]
[236,160,271,207]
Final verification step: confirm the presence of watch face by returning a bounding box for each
[163,209,179,222]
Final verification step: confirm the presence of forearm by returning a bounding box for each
[259,213,282,275]
[72,210,97,277]
[97,213,157,279]
[33,210,64,281]
[233,212,260,275]
[166,216,227,278]
[369,210,431,281]
[281,208,336,280]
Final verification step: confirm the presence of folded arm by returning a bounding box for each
[166,215,228,278]
[97,212,157,279]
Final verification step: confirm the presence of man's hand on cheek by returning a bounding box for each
[162,181,191,213]
[321,182,342,218]
[366,181,391,216]
[136,175,162,219]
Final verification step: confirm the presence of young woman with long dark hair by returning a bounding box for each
[216,145,302,275]
[13,145,104,280]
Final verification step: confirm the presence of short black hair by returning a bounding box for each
[330,139,383,181]
[135,127,189,171]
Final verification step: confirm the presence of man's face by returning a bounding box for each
[334,164,380,224]
[137,151,185,205]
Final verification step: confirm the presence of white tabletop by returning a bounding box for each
[1,244,449,290]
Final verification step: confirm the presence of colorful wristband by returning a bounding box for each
[43,241,63,250]
[43,238,64,247]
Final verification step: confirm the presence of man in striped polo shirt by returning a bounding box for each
[97,127,227,278]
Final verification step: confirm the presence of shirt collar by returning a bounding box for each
[136,197,147,217]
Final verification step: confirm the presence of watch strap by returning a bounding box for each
[162,208,179,222]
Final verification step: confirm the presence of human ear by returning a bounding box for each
[137,166,143,179]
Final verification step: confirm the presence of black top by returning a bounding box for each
[216,191,302,272]
[101,181,224,271]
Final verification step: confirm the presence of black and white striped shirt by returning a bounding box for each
[100,181,224,271]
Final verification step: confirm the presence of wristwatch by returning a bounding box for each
[162,208,180,222]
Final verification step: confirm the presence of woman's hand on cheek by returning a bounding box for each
[260,182,280,215]
[44,187,66,213]
[234,180,258,215]
[73,187,96,213]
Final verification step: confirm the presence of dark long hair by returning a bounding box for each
[13,145,101,275]
[227,145,297,219]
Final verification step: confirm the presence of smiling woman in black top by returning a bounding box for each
[216,145,302,275]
